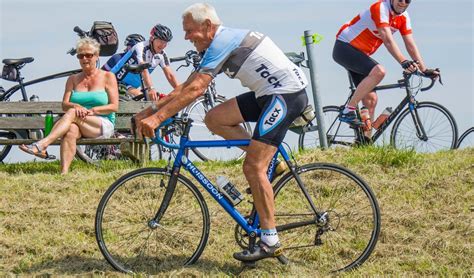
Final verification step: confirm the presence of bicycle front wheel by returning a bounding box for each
[457,127,474,149]
[185,95,251,161]
[273,163,380,273]
[95,168,210,274]
[298,106,356,150]
[391,101,458,152]
[0,130,14,162]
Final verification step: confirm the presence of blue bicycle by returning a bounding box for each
[95,116,381,274]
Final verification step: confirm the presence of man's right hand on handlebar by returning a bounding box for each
[401,60,418,73]
[423,68,440,79]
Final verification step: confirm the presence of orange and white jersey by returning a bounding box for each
[336,0,412,56]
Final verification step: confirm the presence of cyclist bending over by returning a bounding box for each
[134,3,308,263]
[105,24,180,101]
[334,0,439,131]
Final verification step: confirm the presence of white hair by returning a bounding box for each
[182,3,222,25]
[76,37,100,54]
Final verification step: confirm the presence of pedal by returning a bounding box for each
[46,154,56,160]
[242,260,257,268]
[276,254,289,265]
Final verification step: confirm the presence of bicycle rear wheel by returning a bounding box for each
[456,127,474,149]
[95,168,210,274]
[0,130,14,162]
[391,101,458,152]
[185,95,251,161]
[298,106,356,150]
[273,163,380,273]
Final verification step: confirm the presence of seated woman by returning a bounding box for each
[19,37,119,174]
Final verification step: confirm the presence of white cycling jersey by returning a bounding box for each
[198,26,307,98]
[109,40,170,88]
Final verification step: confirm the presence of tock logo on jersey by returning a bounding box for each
[259,96,287,136]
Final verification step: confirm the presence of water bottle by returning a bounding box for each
[360,107,372,131]
[372,107,393,130]
[216,176,244,206]
[44,110,54,136]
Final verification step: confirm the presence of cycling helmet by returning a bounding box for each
[150,24,173,42]
[124,33,145,47]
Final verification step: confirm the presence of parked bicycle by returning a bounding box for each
[456,127,474,149]
[299,71,458,153]
[0,58,81,162]
[95,115,380,274]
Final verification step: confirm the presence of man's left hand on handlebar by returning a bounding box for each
[423,68,440,79]
[137,114,161,139]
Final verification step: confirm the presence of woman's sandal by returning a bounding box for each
[19,143,50,159]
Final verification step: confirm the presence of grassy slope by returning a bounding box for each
[0,147,472,276]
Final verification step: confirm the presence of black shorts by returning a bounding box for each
[332,40,379,87]
[236,89,308,146]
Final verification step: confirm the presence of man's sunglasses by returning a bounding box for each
[399,0,411,4]
[76,53,95,59]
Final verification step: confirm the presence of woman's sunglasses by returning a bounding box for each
[76,53,95,59]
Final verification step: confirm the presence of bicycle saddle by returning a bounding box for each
[125,63,151,74]
[2,57,34,66]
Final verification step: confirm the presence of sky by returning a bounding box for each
[1,0,473,163]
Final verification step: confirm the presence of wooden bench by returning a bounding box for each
[0,101,153,162]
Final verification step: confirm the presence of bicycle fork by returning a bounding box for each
[148,166,180,229]
[409,101,429,141]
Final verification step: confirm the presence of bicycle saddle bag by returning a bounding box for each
[1,65,19,81]
[90,21,119,56]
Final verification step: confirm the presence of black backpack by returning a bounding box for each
[90,21,119,56]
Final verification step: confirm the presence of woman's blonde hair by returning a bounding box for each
[182,3,222,25]
[76,37,101,54]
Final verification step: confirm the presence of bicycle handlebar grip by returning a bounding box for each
[170,56,187,63]
[73,26,87,37]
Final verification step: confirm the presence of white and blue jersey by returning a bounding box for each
[108,41,170,88]
[198,26,308,98]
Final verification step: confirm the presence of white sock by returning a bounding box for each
[261,228,279,246]
[342,105,356,114]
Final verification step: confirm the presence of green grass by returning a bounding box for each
[0,146,473,276]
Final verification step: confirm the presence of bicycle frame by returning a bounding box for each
[1,69,81,102]
[150,118,320,237]
[345,72,435,144]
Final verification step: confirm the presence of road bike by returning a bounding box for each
[0,58,81,162]
[299,71,458,153]
[95,115,381,274]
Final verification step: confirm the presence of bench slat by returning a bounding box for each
[0,137,145,145]
[0,116,134,129]
[0,101,152,114]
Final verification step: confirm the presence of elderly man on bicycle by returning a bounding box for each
[134,3,308,263]
[335,0,439,129]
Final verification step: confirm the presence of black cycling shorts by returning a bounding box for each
[332,40,379,87]
[236,89,308,146]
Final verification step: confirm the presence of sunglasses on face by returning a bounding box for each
[398,0,411,4]
[76,53,95,59]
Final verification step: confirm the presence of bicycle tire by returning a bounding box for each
[185,95,252,161]
[272,163,380,273]
[0,130,14,162]
[298,106,356,150]
[456,127,474,149]
[95,167,210,274]
[391,101,458,152]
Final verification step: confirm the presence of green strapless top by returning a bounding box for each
[70,90,115,124]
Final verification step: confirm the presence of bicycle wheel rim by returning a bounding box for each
[391,102,458,152]
[0,130,14,162]
[457,127,474,149]
[95,168,210,274]
[273,163,380,273]
[298,106,356,150]
[186,96,250,161]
